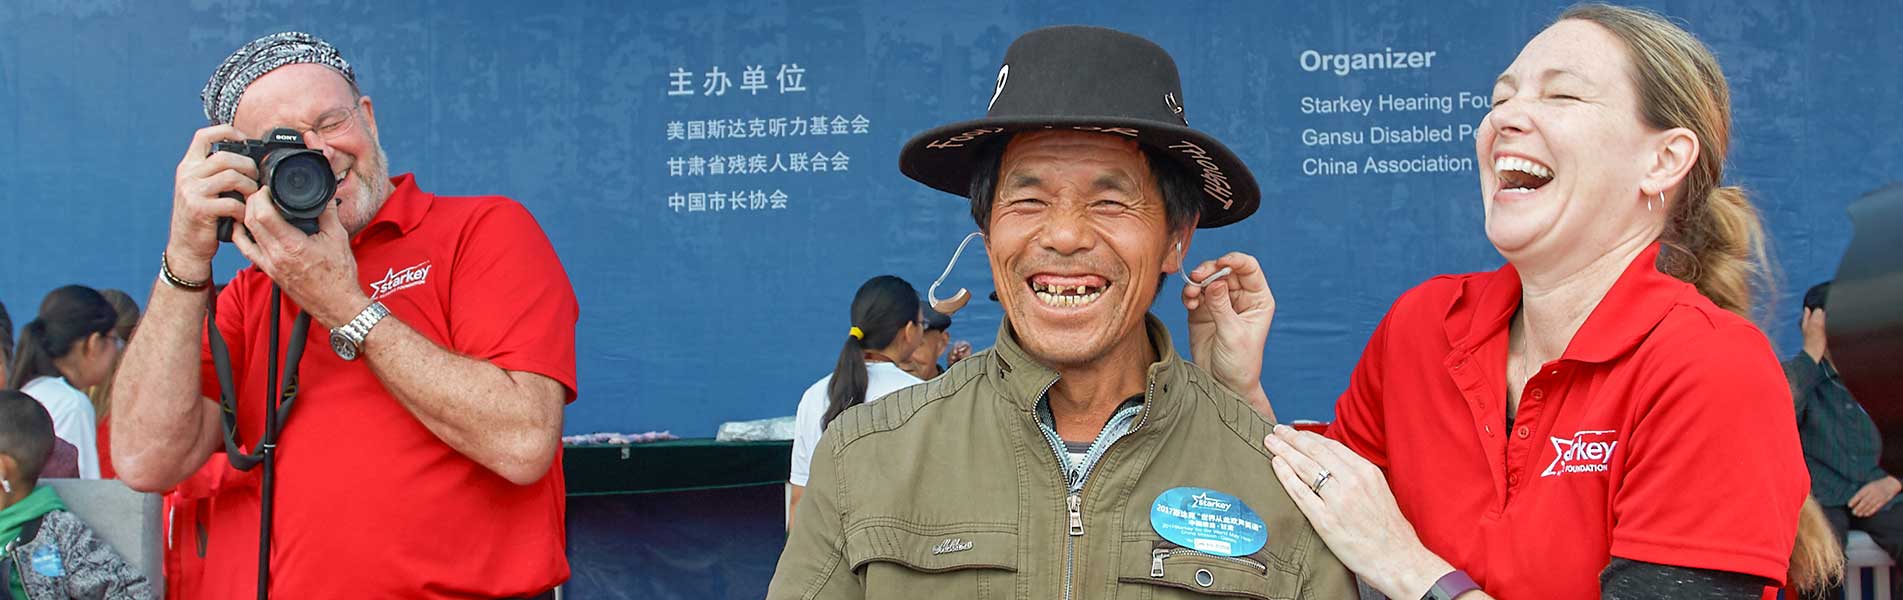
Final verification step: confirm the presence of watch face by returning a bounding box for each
[330,330,358,361]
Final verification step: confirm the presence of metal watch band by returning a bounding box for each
[1423,569,1480,600]
[160,252,210,291]
[336,301,390,348]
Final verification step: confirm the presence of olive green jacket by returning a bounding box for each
[769,315,1354,599]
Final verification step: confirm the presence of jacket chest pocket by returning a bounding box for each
[1117,540,1289,599]
[846,524,1017,599]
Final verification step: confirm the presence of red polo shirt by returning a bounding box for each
[1327,243,1805,598]
[195,174,579,598]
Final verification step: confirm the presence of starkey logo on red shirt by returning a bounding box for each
[370,260,432,300]
[1541,429,1620,477]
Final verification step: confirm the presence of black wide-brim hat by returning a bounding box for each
[899,25,1259,228]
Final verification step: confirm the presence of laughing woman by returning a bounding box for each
[1182,4,1838,598]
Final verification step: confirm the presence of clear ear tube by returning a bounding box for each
[1177,242,1231,288]
[1181,266,1232,287]
[928,231,986,314]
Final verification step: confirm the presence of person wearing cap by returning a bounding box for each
[900,308,954,380]
[1179,5,1829,599]
[1788,281,1903,592]
[768,26,1352,599]
[110,32,577,598]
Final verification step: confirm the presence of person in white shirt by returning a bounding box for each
[788,275,926,528]
[6,285,123,479]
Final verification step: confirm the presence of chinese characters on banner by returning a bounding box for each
[664,63,869,214]
[666,114,870,140]
[668,64,806,96]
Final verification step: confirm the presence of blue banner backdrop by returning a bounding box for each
[2,1,1898,437]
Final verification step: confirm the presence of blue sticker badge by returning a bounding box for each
[1149,487,1268,557]
[31,544,64,578]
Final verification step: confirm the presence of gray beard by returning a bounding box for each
[342,136,394,235]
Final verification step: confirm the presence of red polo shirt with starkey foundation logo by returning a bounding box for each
[1326,243,1806,598]
[194,174,579,598]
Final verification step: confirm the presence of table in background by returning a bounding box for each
[565,440,791,600]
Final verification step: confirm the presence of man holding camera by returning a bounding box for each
[112,32,577,598]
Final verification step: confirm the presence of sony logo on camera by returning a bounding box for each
[210,127,336,242]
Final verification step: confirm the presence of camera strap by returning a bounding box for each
[204,284,311,600]
[206,286,310,470]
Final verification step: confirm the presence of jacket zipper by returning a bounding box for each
[1028,376,1078,600]
[1150,547,1268,577]
[1039,372,1163,600]
[1066,493,1084,536]
[1040,406,1124,535]
[1042,396,1118,600]
[7,545,27,597]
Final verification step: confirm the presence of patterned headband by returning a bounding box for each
[201,31,356,125]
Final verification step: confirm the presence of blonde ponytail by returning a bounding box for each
[1787,495,1845,594]
[1658,185,1775,321]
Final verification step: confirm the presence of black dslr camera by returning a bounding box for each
[210,128,336,242]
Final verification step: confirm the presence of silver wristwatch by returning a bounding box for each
[329,301,390,361]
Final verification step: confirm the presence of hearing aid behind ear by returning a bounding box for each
[929,232,986,315]
[1177,242,1231,287]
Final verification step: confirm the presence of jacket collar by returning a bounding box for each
[0,486,63,549]
[988,313,1185,419]
[1448,242,1688,364]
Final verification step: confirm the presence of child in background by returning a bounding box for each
[0,390,151,599]
[8,286,122,480]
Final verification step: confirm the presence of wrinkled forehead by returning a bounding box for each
[997,130,1156,193]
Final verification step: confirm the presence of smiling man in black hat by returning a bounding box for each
[769,26,1352,599]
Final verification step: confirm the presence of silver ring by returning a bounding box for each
[1312,470,1333,493]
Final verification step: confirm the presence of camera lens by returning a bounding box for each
[263,150,336,218]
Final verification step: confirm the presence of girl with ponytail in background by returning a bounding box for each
[7,285,122,480]
[1180,4,1837,597]
[787,275,925,529]
[86,289,140,481]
